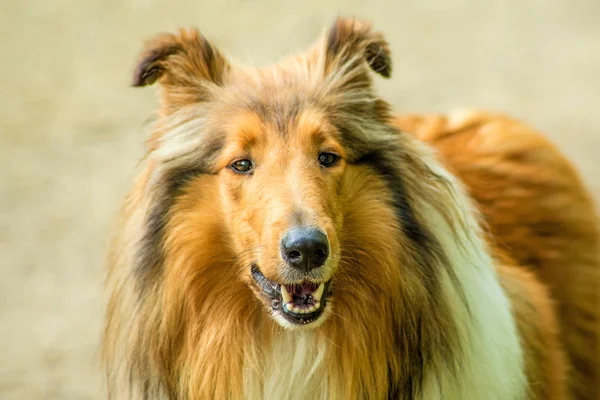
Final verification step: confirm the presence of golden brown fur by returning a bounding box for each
[396,111,600,400]
[103,18,599,400]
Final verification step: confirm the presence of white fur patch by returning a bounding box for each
[416,147,526,399]
[244,332,331,400]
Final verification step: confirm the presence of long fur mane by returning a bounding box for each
[100,17,600,400]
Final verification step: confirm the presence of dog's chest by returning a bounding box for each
[243,332,336,400]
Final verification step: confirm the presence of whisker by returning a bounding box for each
[317,329,341,349]
[256,308,271,333]
[225,245,265,296]
[329,309,353,327]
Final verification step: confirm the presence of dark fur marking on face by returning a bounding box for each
[355,149,435,258]
[325,101,394,162]
[135,166,208,288]
[335,126,371,161]
[247,97,303,135]
[134,138,225,291]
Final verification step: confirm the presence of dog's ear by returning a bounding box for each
[132,28,230,110]
[323,17,391,79]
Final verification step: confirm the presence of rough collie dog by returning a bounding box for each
[103,18,600,399]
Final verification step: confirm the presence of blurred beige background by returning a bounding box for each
[1,0,599,398]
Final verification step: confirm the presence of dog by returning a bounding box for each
[102,18,600,399]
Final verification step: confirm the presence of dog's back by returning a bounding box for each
[396,110,600,400]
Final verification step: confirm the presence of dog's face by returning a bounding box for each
[135,19,392,329]
[215,105,346,327]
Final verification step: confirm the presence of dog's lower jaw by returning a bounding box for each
[271,301,333,331]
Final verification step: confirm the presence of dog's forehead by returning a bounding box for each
[223,104,330,146]
[220,71,329,137]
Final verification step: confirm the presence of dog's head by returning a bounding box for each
[135,18,395,329]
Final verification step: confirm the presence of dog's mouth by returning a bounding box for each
[251,264,330,326]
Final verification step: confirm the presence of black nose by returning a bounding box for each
[281,227,329,272]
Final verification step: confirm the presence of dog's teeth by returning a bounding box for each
[292,306,300,314]
[313,282,325,302]
[314,301,321,310]
[284,302,293,312]
[281,285,292,304]
[308,305,316,312]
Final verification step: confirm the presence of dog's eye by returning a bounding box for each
[318,152,340,168]
[231,159,253,173]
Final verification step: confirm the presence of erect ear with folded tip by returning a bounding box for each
[132,28,230,111]
[323,17,392,79]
